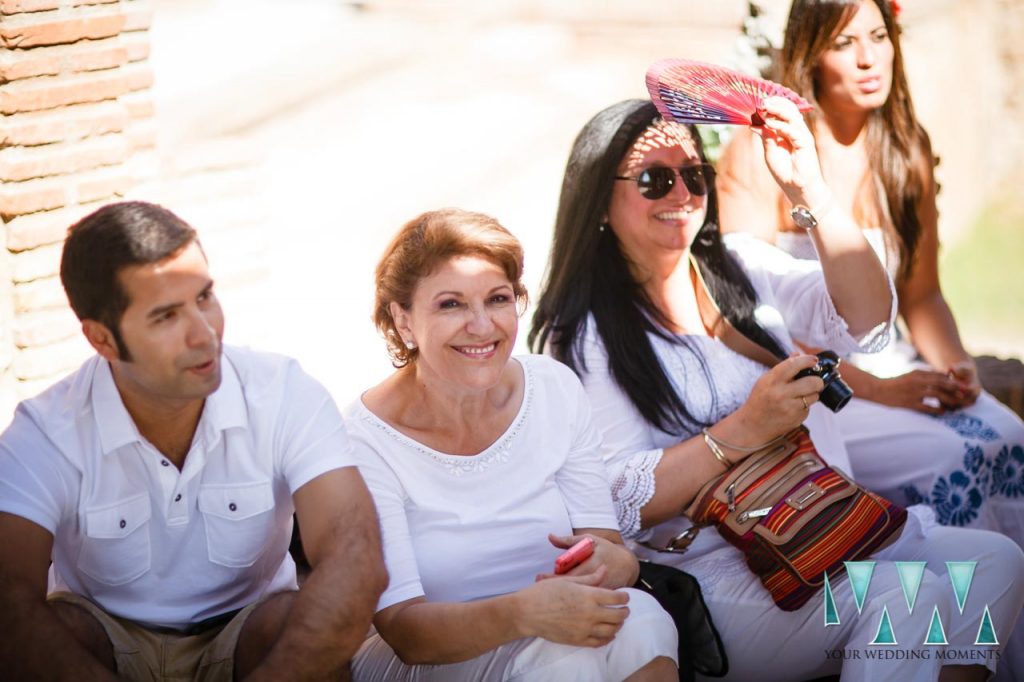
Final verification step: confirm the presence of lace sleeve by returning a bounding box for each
[723,232,896,355]
[608,448,664,539]
[816,271,895,354]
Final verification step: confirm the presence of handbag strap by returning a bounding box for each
[689,254,782,369]
[639,257,783,556]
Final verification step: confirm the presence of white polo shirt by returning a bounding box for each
[0,345,355,630]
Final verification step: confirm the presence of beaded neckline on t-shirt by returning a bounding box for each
[357,357,534,477]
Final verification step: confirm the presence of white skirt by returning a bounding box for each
[352,587,677,681]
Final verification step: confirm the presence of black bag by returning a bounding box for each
[633,561,728,681]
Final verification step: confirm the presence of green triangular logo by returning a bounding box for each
[870,605,898,645]
[975,606,999,646]
[947,562,976,615]
[845,561,876,614]
[823,572,840,626]
[924,605,948,645]
[895,561,927,614]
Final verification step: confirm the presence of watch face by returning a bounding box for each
[791,206,817,230]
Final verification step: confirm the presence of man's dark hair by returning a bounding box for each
[60,201,198,360]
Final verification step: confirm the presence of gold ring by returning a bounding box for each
[801,396,809,410]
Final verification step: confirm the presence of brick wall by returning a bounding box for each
[0,0,153,415]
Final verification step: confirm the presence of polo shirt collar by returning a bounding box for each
[91,352,247,457]
[199,353,247,444]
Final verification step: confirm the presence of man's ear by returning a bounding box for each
[81,320,120,362]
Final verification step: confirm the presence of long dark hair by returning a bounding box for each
[528,100,786,435]
[778,0,929,283]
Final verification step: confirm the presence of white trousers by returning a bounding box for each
[649,507,1024,682]
[839,392,1024,679]
[840,392,1024,546]
[351,587,677,681]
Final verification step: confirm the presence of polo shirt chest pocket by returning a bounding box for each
[198,481,275,568]
[78,493,152,586]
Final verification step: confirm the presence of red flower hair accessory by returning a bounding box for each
[890,0,902,18]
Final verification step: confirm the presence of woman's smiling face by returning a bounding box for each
[391,255,518,393]
[607,120,709,270]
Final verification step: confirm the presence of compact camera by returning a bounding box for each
[794,350,853,413]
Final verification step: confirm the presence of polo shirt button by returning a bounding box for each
[161,460,170,467]
[119,519,126,529]
[174,494,182,502]
[229,502,237,512]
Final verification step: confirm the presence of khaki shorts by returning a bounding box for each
[47,592,266,682]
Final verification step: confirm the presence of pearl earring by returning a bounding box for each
[599,222,608,232]
[405,340,417,350]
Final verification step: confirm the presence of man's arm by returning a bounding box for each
[0,513,118,680]
[246,467,387,680]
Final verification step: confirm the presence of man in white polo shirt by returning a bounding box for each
[0,201,387,680]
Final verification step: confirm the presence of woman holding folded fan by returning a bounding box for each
[346,209,677,681]
[530,97,1023,681]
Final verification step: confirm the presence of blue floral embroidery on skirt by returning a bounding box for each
[900,443,993,527]
[930,471,984,526]
[932,412,1001,442]
[991,444,1024,498]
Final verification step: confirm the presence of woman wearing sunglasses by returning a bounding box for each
[718,0,1024,583]
[529,97,1024,681]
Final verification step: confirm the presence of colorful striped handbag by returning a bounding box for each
[683,425,907,611]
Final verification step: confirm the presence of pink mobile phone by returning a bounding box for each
[554,537,595,575]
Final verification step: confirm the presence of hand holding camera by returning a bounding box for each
[793,350,853,413]
[732,352,853,453]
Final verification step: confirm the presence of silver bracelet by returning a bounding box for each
[702,427,786,454]
[701,430,732,469]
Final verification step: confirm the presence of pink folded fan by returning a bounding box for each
[646,58,813,127]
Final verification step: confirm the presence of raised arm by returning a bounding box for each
[755,97,892,336]
[0,513,118,680]
[246,467,386,680]
[717,125,788,241]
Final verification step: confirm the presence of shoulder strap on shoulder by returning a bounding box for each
[689,254,779,369]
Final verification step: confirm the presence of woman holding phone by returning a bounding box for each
[347,208,677,681]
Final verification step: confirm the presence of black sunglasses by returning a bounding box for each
[614,163,715,200]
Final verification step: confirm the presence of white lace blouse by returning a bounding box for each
[577,233,896,561]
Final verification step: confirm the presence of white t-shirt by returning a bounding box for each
[0,346,355,630]
[345,355,619,612]
[576,233,896,559]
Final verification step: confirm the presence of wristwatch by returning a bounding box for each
[790,205,819,231]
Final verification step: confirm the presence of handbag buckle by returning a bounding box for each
[786,482,825,511]
[725,483,737,512]
[737,506,772,522]
[640,526,701,554]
